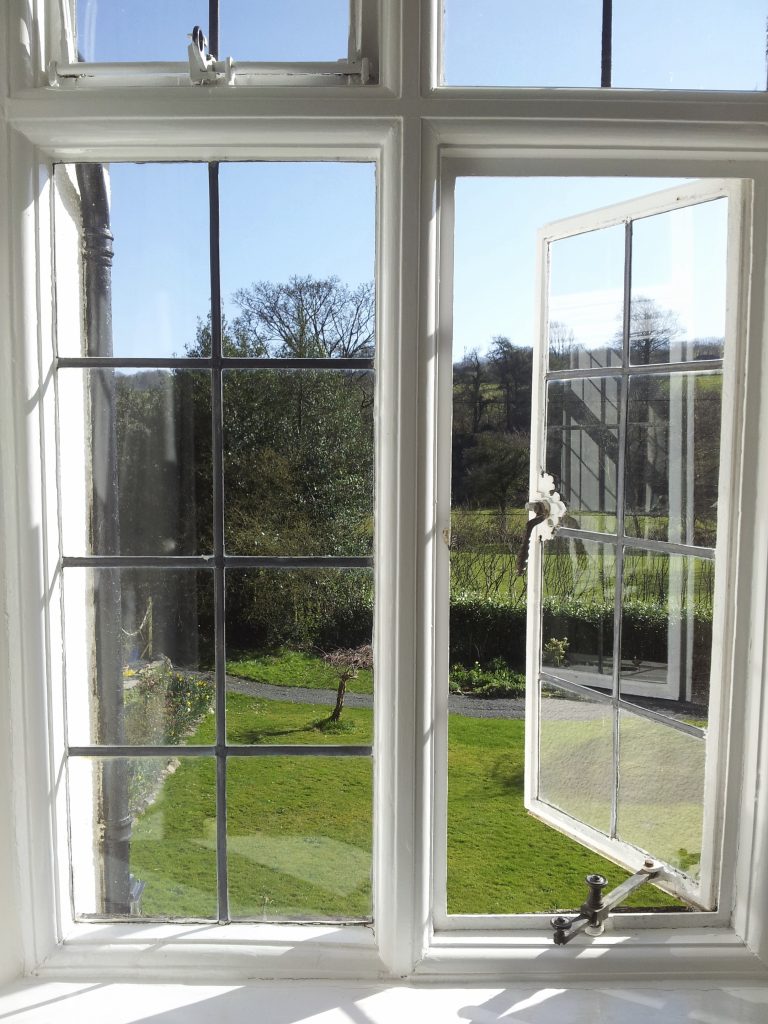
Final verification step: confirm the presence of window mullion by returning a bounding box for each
[208,160,230,923]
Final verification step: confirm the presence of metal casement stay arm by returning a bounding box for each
[49,26,371,87]
[551,860,661,945]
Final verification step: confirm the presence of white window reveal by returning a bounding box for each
[524,179,746,913]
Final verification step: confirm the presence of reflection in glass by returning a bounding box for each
[223,371,374,556]
[59,370,213,557]
[227,757,372,920]
[443,0,602,87]
[539,681,613,835]
[548,226,625,370]
[624,373,722,547]
[69,756,217,919]
[613,1,767,91]
[630,199,727,364]
[225,569,373,745]
[542,538,615,691]
[64,569,215,747]
[546,377,620,532]
[621,551,713,723]
[617,710,705,879]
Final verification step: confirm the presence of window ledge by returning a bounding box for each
[418,929,768,983]
[34,923,387,982]
[3,977,768,1024]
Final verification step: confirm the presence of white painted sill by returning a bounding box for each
[31,921,768,984]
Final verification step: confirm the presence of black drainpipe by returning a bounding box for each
[76,163,131,915]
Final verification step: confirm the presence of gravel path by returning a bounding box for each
[225,674,527,720]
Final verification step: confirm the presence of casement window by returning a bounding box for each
[3,0,768,987]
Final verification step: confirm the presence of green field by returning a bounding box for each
[127,685,684,920]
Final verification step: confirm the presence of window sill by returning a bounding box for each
[30,922,768,985]
[3,977,768,1024]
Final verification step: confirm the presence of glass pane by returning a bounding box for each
[224,1,349,61]
[76,1,349,64]
[58,370,212,557]
[225,569,373,746]
[617,710,706,879]
[442,0,602,87]
[76,2,208,63]
[227,757,372,920]
[546,377,621,532]
[223,370,373,556]
[56,164,210,359]
[542,537,616,692]
[630,200,728,364]
[624,373,722,547]
[69,756,217,918]
[613,1,768,91]
[548,227,625,370]
[620,551,713,726]
[539,681,613,835]
[218,163,375,355]
[64,569,215,747]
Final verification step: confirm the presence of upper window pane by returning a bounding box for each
[442,0,768,90]
[76,1,349,63]
[443,0,602,88]
[612,0,767,91]
[218,163,376,358]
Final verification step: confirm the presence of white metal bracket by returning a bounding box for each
[188,27,236,86]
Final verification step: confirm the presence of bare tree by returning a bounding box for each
[231,275,375,358]
[323,644,373,722]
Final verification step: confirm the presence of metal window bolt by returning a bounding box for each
[551,860,662,945]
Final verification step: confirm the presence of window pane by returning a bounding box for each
[225,569,373,746]
[223,371,373,556]
[541,537,616,693]
[227,757,372,920]
[624,373,722,547]
[539,681,613,835]
[76,1,349,64]
[548,227,625,370]
[617,711,706,879]
[69,756,217,918]
[223,1,349,61]
[620,551,713,726]
[64,569,214,747]
[442,0,602,87]
[612,0,768,91]
[59,369,212,557]
[630,199,728,364]
[546,377,621,532]
[56,164,210,359]
[218,163,375,356]
[76,2,207,63]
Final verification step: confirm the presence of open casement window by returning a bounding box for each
[524,179,746,911]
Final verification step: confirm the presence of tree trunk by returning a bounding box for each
[329,673,349,722]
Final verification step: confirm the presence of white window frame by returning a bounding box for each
[2,0,768,986]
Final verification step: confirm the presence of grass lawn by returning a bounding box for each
[227,648,373,695]
[129,692,684,919]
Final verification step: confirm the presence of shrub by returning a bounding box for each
[126,657,215,746]
[449,658,526,698]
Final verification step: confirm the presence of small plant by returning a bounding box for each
[542,636,569,668]
[449,658,526,698]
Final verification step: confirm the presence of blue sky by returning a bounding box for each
[444,0,767,90]
[76,3,750,359]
